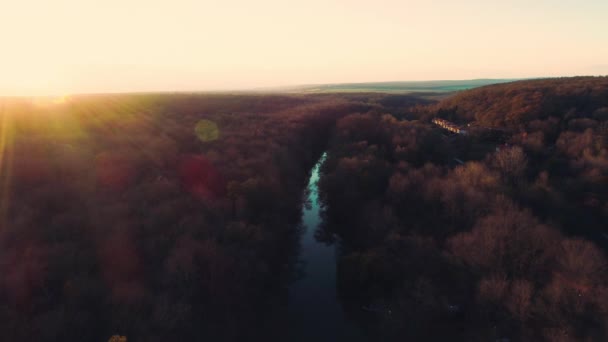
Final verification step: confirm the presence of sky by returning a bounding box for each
[1,0,607,95]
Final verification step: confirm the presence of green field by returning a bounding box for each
[281,79,519,94]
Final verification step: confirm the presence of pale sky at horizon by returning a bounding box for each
[1,0,607,95]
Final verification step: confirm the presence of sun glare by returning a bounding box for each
[53,95,69,104]
[31,95,70,107]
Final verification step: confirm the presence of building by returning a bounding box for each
[432,118,468,135]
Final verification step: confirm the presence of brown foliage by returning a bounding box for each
[449,206,559,277]
[490,146,528,183]
[0,94,362,341]
[555,239,607,290]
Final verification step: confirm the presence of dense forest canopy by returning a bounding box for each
[0,93,374,341]
[318,77,608,341]
[0,76,607,341]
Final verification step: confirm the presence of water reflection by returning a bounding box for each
[288,152,365,341]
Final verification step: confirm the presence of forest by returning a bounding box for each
[0,76,607,341]
[319,77,608,341]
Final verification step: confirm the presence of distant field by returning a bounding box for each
[281,79,519,94]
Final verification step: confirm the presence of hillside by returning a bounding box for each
[430,77,608,237]
[434,76,608,128]
[318,77,608,341]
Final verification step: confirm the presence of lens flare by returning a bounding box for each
[195,119,220,142]
[178,154,226,200]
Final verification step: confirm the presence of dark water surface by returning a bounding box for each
[287,152,366,341]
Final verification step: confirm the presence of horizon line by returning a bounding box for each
[2,75,606,98]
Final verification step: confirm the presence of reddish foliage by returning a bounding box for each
[98,228,144,302]
[95,152,138,192]
[178,154,226,200]
[0,241,48,308]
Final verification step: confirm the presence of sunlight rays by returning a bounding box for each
[0,95,223,233]
[31,95,71,107]
[0,107,15,230]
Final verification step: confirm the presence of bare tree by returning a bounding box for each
[491,146,528,184]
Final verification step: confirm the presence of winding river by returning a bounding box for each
[287,152,365,341]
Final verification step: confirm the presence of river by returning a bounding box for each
[287,152,365,341]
